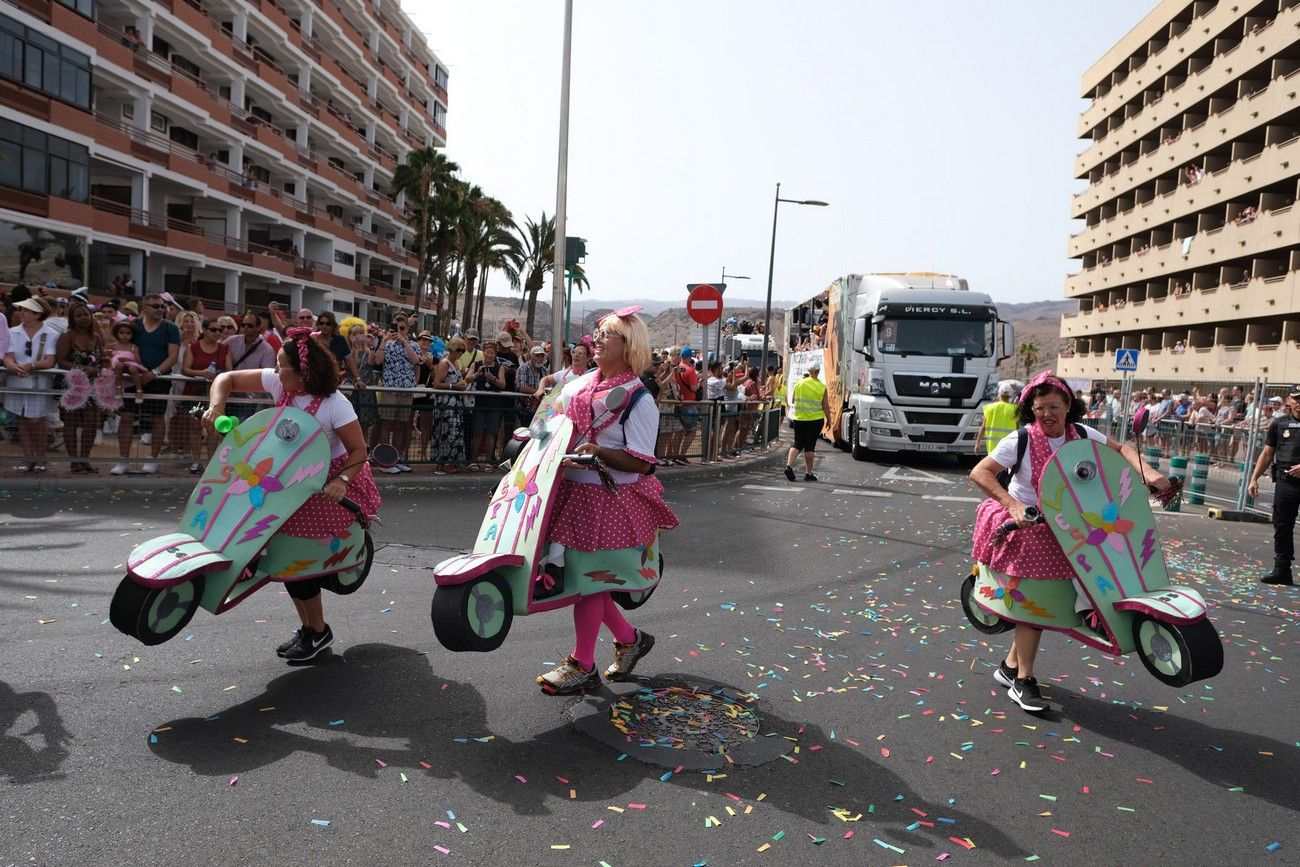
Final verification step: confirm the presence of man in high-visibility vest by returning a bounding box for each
[784,362,831,482]
[974,385,1018,454]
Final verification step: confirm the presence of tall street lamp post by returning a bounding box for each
[759,182,828,382]
[550,0,574,370]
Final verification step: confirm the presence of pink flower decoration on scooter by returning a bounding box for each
[1080,501,1134,554]
[228,456,283,508]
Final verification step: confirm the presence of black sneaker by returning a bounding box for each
[282,624,333,664]
[783,465,796,481]
[1261,568,1294,586]
[275,627,307,658]
[1009,676,1048,712]
[993,660,1016,688]
[804,473,818,482]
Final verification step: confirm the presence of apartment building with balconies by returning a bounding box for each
[1059,0,1300,384]
[0,0,447,320]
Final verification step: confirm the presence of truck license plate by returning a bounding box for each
[916,443,946,452]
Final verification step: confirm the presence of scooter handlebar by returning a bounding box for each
[187,404,237,433]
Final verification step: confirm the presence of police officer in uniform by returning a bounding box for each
[1248,386,1300,585]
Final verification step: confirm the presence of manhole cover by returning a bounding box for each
[569,677,793,769]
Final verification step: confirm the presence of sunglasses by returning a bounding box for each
[318,320,335,326]
[205,327,221,333]
[145,303,165,309]
[219,325,236,331]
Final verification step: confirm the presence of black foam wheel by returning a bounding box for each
[613,555,663,610]
[109,575,204,646]
[961,572,1013,635]
[323,533,374,595]
[431,572,514,652]
[1132,615,1224,686]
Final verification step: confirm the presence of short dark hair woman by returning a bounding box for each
[205,326,381,663]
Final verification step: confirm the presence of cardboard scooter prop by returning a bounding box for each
[961,438,1222,686]
[430,383,661,652]
[110,406,374,645]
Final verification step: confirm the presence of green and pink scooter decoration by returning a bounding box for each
[110,406,374,645]
[430,383,661,652]
[961,438,1222,686]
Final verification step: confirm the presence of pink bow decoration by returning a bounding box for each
[613,305,643,318]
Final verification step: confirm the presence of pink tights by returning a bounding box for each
[571,593,636,670]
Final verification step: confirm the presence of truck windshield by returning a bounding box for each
[877,318,993,357]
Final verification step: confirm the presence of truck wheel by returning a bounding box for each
[961,572,1012,634]
[431,572,514,652]
[110,575,204,645]
[1132,615,1223,686]
[850,415,871,462]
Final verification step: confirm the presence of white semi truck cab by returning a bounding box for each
[785,273,1013,459]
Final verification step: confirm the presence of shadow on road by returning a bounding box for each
[146,647,1024,856]
[1058,692,1298,813]
[0,681,72,784]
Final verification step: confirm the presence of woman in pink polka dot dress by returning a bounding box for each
[969,371,1168,712]
[536,309,678,695]
[206,327,381,664]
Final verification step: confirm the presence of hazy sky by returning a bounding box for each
[408,2,1151,307]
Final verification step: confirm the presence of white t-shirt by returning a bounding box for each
[705,375,726,400]
[988,425,1108,507]
[260,370,357,458]
[559,370,659,486]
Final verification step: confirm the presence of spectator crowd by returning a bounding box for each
[2,283,785,475]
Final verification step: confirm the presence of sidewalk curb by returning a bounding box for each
[0,446,784,495]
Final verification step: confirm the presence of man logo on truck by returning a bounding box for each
[918,380,954,393]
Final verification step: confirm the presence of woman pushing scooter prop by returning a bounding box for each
[968,370,1172,712]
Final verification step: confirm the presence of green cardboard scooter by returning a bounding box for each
[110,406,375,645]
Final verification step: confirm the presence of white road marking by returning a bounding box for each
[881,465,953,485]
[922,494,983,503]
[832,488,892,497]
[743,484,805,493]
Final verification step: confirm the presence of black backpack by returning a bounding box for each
[996,424,1088,489]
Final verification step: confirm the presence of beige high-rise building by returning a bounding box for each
[1058,0,1300,383]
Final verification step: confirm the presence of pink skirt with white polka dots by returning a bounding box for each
[549,475,679,552]
[280,455,382,539]
[970,497,1073,580]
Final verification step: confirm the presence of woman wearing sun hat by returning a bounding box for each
[3,297,59,472]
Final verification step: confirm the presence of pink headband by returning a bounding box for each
[285,326,316,371]
[1021,369,1073,404]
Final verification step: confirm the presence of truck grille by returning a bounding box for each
[908,431,960,444]
[903,411,966,426]
[893,374,977,399]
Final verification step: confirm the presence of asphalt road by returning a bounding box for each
[1,447,1297,866]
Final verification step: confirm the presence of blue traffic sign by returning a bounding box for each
[1114,349,1140,371]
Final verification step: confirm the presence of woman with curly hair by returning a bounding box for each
[55,300,107,472]
[204,326,382,664]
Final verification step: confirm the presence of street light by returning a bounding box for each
[722,266,754,361]
[759,182,829,381]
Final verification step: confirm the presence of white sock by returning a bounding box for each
[545,542,566,568]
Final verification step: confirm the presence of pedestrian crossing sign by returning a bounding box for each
[1114,349,1140,371]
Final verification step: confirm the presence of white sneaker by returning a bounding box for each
[140,433,152,445]
[110,461,128,475]
[141,462,158,474]
[381,466,402,474]
[397,464,412,473]
[93,431,103,446]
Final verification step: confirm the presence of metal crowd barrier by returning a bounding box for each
[1,373,780,475]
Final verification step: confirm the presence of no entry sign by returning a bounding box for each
[686,283,723,326]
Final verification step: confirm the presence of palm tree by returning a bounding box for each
[1018,341,1040,378]
[514,212,554,336]
[469,198,523,334]
[391,147,459,324]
